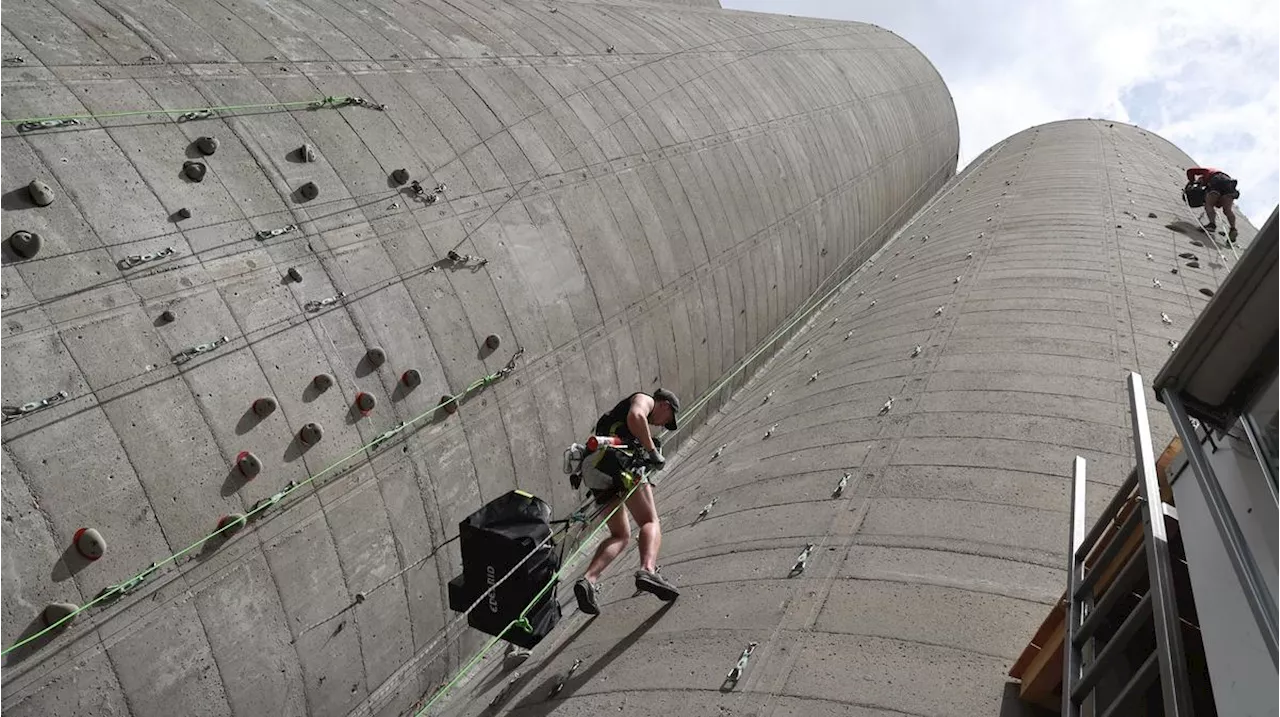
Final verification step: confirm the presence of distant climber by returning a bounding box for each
[573,389,682,614]
[1184,167,1240,241]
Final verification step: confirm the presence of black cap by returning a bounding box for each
[653,388,681,431]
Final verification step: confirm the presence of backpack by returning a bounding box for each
[1184,181,1207,208]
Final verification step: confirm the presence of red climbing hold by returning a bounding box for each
[73,527,105,561]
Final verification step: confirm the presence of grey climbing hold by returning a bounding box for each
[1148,212,1158,218]
[911,345,922,357]
[354,591,367,604]
[183,161,206,182]
[391,168,410,185]
[73,527,106,560]
[299,182,319,200]
[252,397,277,417]
[1160,312,1172,325]
[312,374,334,391]
[299,422,324,445]
[177,207,192,220]
[844,330,854,341]
[808,371,820,383]
[1152,279,1161,288]
[42,602,78,629]
[300,144,317,162]
[236,451,263,478]
[355,392,376,413]
[966,252,973,259]
[195,136,219,155]
[712,444,727,460]
[8,231,41,259]
[28,180,54,206]
[160,310,175,323]
[934,306,945,316]
[286,267,302,283]
[217,513,247,536]
[485,334,501,350]
[1186,261,1200,269]
[366,347,386,366]
[401,369,421,388]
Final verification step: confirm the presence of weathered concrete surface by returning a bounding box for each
[455,120,1259,716]
[1,1,956,715]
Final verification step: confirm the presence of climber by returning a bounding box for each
[573,389,682,615]
[1185,167,1240,241]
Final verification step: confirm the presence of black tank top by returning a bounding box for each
[594,393,649,443]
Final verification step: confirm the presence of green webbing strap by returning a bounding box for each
[0,359,515,657]
[0,95,376,126]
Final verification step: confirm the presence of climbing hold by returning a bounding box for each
[485,334,501,350]
[911,345,922,357]
[300,144,317,162]
[160,310,175,323]
[354,591,367,604]
[183,161,206,182]
[234,450,263,479]
[979,232,985,238]
[697,497,718,519]
[195,136,218,155]
[762,391,773,404]
[27,179,55,207]
[879,397,894,415]
[216,513,247,536]
[965,252,973,259]
[1161,313,1172,325]
[953,276,961,284]
[441,395,459,415]
[764,424,777,439]
[1199,288,1215,298]
[299,422,324,445]
[869,300,876,308]
[287,267,302,283]
[830,318,839,326]
[934,306,945,316]
[1148,212,1158,219]
[1186,261,1200,269]
[1152,279,1161,288]
[1146,253,1154,261]
[1168,339,1180,350]
[299,182,319,200]
[312,373,334,391]
[401,369,421,388]
[808,371,820,383]
[891,274,898,281]
[176,207,192,220]
[844,330,854,341]
[803,349,812,359]
[41,602,78,629]
[712,444,726,460]
[355,392,376,414]
[391,168,410,185]
[252,396,277,417]
[8,231,42,259]
[73,527,106,560]
[985,217,992,222]
[1116,224,1123,229]
[1137,230,1145,237]
[1190,240,1203,247]
[366,347,386,366]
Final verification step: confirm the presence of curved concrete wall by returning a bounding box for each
[0,1,956,716]
[462,120,1258,715]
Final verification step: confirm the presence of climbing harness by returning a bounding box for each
[172,336,230,365]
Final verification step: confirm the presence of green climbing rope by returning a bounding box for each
[0,95,379,126]
[0,359,514,658]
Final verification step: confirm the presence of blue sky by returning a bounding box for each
[725,0,1279,224]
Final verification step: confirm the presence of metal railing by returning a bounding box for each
[1062,372,1195,717]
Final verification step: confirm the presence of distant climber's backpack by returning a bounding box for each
[1184,181,1206,208]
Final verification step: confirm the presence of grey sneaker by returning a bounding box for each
[574,578,600,615]
[635,569,679,601]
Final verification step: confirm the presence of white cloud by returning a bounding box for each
[723,0,1279,223]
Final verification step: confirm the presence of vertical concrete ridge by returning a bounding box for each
[2,1,955,715]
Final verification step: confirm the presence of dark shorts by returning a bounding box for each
[1206,173,1240,199]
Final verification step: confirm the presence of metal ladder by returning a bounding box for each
[1062,372,1196,717]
